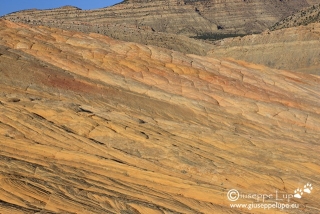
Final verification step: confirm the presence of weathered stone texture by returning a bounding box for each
[0,19,319,213]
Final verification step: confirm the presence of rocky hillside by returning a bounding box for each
[209,22,320,75]
[1,19,320,214]
[1,0,314,55]
[271,3,320,30]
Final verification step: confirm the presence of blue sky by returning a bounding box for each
[0,1,123,16]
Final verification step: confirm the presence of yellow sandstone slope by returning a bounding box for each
[0,20,319,213]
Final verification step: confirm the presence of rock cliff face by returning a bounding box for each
[1,19,320,213]
[2,0,314,45]
[209,22,320,75]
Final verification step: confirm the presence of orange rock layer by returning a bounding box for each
[0,20,319,213]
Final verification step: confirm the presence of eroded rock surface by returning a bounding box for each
[2,0,316,56]
[0,20,320,213]
[4,0,312,35]
[209,23,320,75]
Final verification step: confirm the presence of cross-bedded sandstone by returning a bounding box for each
[0,20,319,213]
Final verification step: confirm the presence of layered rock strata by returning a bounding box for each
[271,3,320,30]
[0,20,320,213]
[4,0,311,35]
[2,0,315,55]
[209,23,320,75]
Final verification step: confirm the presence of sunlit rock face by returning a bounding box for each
[2,0,315,56]
[3,0,313,35]
[0,19,320,213]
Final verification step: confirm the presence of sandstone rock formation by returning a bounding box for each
[0,19,320,213]
[2,0,315,56]
[2,4,215,56]
[271,3,320,31]
[208,23,320,75]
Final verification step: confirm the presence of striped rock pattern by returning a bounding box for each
[0,20,320,213]
[2,0,316,56]
[208,23,320,75]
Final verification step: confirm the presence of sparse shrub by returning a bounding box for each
[191,33,247,41]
